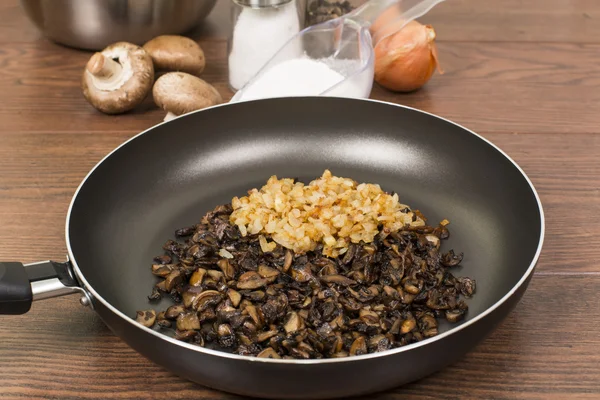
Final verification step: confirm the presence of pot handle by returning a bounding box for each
[0,260,83,315]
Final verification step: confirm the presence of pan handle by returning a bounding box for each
[0,260,84,315]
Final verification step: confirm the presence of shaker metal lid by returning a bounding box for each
[232,0,293,8]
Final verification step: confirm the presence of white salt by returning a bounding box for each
[228,1,301,91]
[319,57,375,99]
[236,58,347,101]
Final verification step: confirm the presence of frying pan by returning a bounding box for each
[0,97,544,399]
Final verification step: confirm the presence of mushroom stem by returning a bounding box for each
[164,111,179,122]
[86,52,122,79]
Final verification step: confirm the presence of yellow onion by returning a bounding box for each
[373,20,443,92]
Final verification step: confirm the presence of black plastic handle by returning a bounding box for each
[0,262,32,315]
[0,261,75,315]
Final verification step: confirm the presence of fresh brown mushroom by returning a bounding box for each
[143,35,206,76]
[82,42,154,114]
[152,72,222,121]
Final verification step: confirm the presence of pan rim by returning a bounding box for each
[65,97,545,365]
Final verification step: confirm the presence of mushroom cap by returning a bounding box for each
[82,42,154,114]
[143,35,206,76]
[153,72,222,116]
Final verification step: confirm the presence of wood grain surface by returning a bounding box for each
[0,0,599,399]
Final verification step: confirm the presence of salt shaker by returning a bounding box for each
[228,0,305,92]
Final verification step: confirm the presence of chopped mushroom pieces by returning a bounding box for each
[137,175,476,359]
[135,310,156,327]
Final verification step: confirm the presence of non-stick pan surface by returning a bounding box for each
[65,97,543,399]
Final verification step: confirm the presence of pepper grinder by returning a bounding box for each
[228,0,305,92]
[305,0,366,26]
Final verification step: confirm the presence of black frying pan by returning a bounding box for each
[0,97,544,399]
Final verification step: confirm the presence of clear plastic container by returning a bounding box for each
[231,17,373,102]
[231,0,445,103]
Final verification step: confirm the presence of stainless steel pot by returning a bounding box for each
[20,0,218,51]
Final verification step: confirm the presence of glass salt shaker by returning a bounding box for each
[305,0,367,26]
[228,0,306,92]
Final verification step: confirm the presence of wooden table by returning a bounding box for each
[1,0,598,399]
